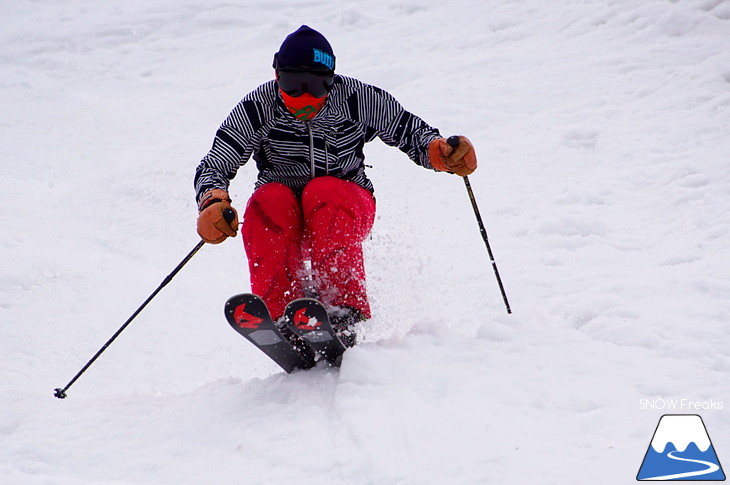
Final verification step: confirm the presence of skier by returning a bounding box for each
[195,25,477,347]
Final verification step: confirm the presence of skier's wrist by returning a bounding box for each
[198,188,232,212]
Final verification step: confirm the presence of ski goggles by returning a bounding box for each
[276,69,335,98]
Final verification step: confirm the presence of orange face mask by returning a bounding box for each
[279,89,327,121]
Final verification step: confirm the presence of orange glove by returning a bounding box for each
[197,189,239,244]
[428,136,478,176]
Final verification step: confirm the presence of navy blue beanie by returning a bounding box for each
[273,25,335,71]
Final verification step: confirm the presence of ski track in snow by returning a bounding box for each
[2,0,730,484]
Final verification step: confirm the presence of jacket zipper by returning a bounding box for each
[307,121,315,179]
[325,140,330,176]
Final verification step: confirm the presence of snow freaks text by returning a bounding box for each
[639,399,724,411]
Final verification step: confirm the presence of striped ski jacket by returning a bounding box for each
[194,75,442,202]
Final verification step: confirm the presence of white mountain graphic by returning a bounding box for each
[650,415,711,453]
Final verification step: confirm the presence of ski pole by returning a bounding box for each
[54,208,236,399]
[447,136,512,314]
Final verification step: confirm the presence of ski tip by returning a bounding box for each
[285,297,324,306]
[225,293,262,304]
[224,293,266,315]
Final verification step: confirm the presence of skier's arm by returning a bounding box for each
[193,105,255,244]
[194,81,279,203]
[355,84,477,176]
[352,85,442,169]
[194,83,276,243]
[194,104,257,204]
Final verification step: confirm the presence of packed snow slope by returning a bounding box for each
[2,1,730,484]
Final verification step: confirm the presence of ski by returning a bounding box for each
[224,293,315,373]
[283,298,348,366]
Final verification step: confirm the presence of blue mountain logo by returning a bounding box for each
[637,414,725,481]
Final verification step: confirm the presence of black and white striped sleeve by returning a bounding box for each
[347,81,442,169]
[194,82,277,203]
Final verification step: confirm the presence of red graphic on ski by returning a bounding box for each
[234,304,264,329]
[293,307,322,330]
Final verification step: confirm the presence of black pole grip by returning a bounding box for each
[223,207,236,224]
[447,135,461,149]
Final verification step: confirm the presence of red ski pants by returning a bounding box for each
[241,176,376,321]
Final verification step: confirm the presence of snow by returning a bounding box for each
[2,0,730,483]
